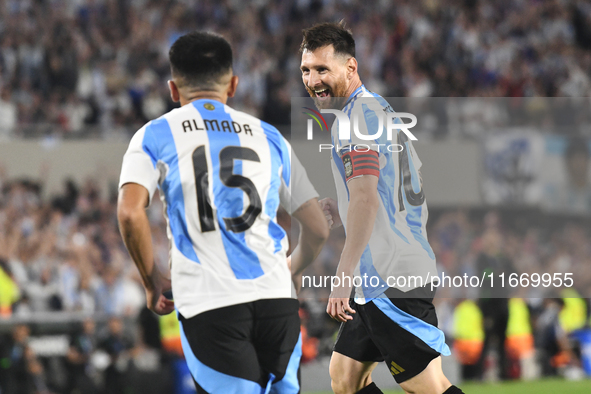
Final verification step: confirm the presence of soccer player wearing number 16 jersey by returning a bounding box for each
[300,23,465,394]
[117,32,328,394]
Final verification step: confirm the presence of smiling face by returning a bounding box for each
[300,45,353,109]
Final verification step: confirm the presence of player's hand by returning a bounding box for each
[319,198,342,229]
[146,271,175,315]
[327,275,355,322]
[326,296,355,322]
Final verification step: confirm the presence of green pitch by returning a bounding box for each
[305,378,591,394]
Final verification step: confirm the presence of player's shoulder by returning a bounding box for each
[158,103,194,123]
[133,109,176,139]
[225,105,277,132]
[127,118,155,145]
[226,105,288,145]
[350,87,391,114]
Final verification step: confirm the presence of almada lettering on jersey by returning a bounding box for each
[303,107,418,152]
[181,118,253,135]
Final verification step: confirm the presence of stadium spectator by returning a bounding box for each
[65,318,98,394]
[98,316,135,394]
[1,1,591,137]
[0,324,50,394]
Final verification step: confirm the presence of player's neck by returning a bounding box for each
[181,92,227,106]
[344,78,363,100]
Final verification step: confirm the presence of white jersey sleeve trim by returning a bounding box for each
[279,138,319,214]
[119,123,159,205]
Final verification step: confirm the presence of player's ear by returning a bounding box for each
[346,57,358,79]
[227,75,239,98]
[168,80,180,103]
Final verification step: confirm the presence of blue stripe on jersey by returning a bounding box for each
[361,103,383,141]
[346,95,361,118]
[269,334,301,394]
[178,318,264,394]
[371,298,451,356]
[143,119,200,263]
[366,101,413,244]
[342,85,364,110]
[331,146,349,200]
[402,141,435,259]
[375,152,411,244]
[262,122,288,254]
[193,100,264,279]
[346,95,363,144]
[359,246,388,300]
[341,85,364,145]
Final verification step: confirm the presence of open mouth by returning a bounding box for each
[314,87,331,99]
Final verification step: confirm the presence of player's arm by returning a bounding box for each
[117,183,174,315]
[327,148,380,322]
[277,138,329,290]
[289,197,330,277]
[327,175,379,322]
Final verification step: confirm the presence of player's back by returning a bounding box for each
[121,99,295,318]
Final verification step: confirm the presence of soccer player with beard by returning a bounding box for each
[299,22,464,394]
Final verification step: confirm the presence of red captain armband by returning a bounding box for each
[342,149,380,182]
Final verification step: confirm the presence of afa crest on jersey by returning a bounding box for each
[343,154,353,178]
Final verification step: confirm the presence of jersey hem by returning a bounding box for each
[176,290,295,319]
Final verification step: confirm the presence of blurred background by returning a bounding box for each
[1,0,591,393]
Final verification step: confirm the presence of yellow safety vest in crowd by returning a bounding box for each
[453,300,484,365]
[159,312,184,356]
[559,290,587,333]
[0,267,19,317]
[505,298,534,359]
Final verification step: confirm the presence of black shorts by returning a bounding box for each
[178,298,301,394]
[333,287,449,383]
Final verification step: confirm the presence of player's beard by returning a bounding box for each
[307,78,348,110]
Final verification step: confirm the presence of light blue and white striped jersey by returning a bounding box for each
[330,85,437,302]
[119,99,318,318]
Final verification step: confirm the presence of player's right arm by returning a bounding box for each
[117,183,174,315]
[117,124,174,315]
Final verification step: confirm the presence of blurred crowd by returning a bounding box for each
[0,173,177,393]
[2,0,591,138]
[0,174,169,319]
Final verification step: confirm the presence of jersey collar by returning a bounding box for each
[341,84,365,110]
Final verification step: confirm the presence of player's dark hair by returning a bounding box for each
[300,21,355,57]
[169,31,233,90]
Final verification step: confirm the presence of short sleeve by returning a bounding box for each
[119,124,160,205]
[278,138,319,214]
